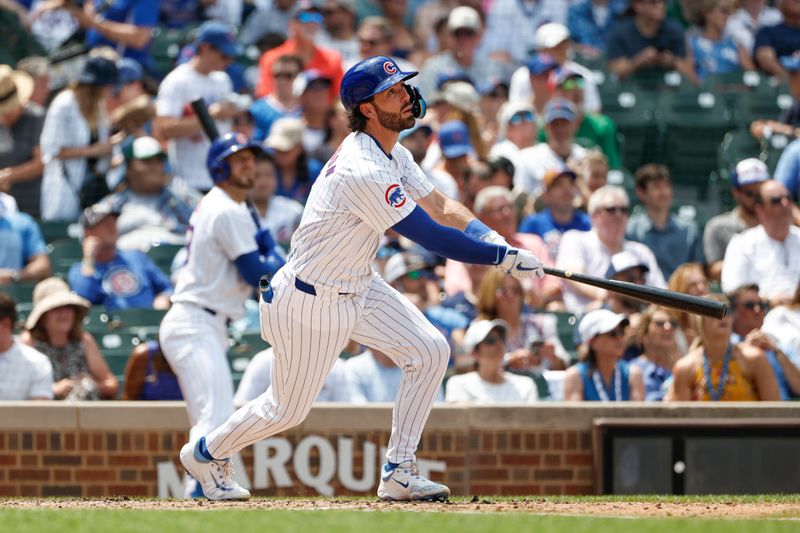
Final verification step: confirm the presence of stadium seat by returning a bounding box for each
[149,25,197,78]
[552,312,579,364]
[46,239,82,277]
[146,243,183,275]
[0,281,37,304]
[37,221,81,244]
[735,90,793,128]
[601,87,661,171]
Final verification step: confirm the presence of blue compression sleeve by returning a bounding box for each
[392,205,506,265]
[234,250,285,287]
[464,219,493,239]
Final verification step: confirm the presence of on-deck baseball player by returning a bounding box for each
[159,132,283,498]
[179,56,544,501]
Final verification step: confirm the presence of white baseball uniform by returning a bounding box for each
[159,186,258,456]
[204,132,451,465]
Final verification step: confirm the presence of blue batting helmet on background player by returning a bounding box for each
[340,56,427,118]
[206,132,264,183]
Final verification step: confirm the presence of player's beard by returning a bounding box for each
[374,104,415,132]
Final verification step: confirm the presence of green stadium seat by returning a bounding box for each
[37,221,81,244]
[146,243,183,274]
[0,281,37,304]
[46,239,82,277]
[149,25,197,78]
[552,312,579,363]
[228,332,268,375]
[601,87,661,171]
[83,306,114,334]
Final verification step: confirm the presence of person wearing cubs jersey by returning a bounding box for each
[179,56,544,502]
[159,132,283,498]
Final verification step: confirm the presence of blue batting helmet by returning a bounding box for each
[206,132,263,183]
[340,56,418,112]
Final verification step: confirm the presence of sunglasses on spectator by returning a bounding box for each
[509,111,535,125]
[359,38,381,47]
[559,78,585,91]
[497,286,523,296]
[480,333,504,346]
[764,194,790,206]
[601,206,629,216]
[652,319,678,329]
[452,29,477,38]
[602,326,626,338]
[405,269,431,281]
[274,71,298,79]
[739,300,768,311]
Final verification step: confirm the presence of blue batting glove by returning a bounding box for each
[254,228,276,256]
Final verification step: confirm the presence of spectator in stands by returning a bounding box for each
[667,294,780,401]
[568,0,629,58]
[234,347,351,407]
[486,156,515,192]
[508,23,602,114]
[40,56,122,221]
[724,0,783,56]
[763,283,800,364]
[575,149,609,210]
[753,0,800,79]
[626,164,704,278]
[351,16,417,72]
[445,186,561,308]
[631,305,681,401]
[606,0,695,82]
[16,56,50,109]
[0,65,45,218]
[155,21,239,192]
[563,309,645,401]
[519,167,591,259]
[489,101,538,169]
[479,0,566,65]
[294,70,334,157]
[376,0,417,62]
[21,277,118,400]
[722,179,800,306]
[265,117,323,203]
[728,283,800,400]
[686,0,754,81]
[250,54,304,142]
[347,347,443,402]
[751,52,800,140]
[248,150,303,252]
[544,67,621,169]
[68,203,173,311]
[255,2,344,102]
[39,0,156,67]
[94,136,199,252]
[416,7,504,100]
[316,0,359,65]
[557,185,666,314]
[430,120,470,200]
[604,251,650,320]
[238,0,294,46]
[475,268,569,369]
[704,158,768,280]
[0,186,51,284]
[433,81,488,161]
[440,263,489,323]
[668,262,710,351]
[0,292,53,400]
[515,98,587,199]
[446,319,540,403]
[477,78,509,147]
[107,58,147,116]
[123,339,182,400]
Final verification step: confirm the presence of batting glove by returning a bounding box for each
[254,228,276,256]
[480,229,509,248]
[499,247,545,280]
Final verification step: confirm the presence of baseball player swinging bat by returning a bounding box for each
[544,266,727,319]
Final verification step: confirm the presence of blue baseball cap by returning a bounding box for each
[526,53,557,76]
[117,58,143,85]
[399,122,433,140]
[439,120,472,159]
[781,52,800,73]
[292,0,324,24]
[77,56,118,86]
[544,97,577,124]
[340,55,418,111]
[195,21,241,58]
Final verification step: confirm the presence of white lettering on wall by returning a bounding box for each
[293,436,336,496]
[338,437,376,492]
[157,461,184,498]
[253,439,293,489]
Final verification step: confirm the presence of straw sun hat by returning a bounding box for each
[25,278,90,330]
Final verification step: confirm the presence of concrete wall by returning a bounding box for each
[1,402,798,497]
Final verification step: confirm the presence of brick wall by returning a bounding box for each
[1,403,797,497]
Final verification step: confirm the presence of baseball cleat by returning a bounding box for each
[179,440,251,501]
[377,461,450,502]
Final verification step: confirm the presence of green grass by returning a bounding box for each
[1,496,799,533]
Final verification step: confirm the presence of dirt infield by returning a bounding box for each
[2,497,800,519]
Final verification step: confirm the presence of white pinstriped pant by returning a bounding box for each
[160,302,235,444]
[205,267,450,464]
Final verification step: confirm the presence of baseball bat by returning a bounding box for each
[191,98,219,140]
[543,267,727,319]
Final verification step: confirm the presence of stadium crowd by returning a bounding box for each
[2,0,800,404]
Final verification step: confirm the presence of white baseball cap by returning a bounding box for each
[605,251,649,279]
[382,252,430,284]
[578,309,629,345]
[463,319,508,354]
[534,23,570,50]
[732,158,770,188]
[447,6,481,31]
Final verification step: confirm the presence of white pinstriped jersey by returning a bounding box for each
[171,187,258,319]
[288,132,434,293]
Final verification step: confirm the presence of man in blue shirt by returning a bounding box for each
[69,203,172,310]
[0,198,51,284]
[568,0,629,57]
[754,0,800,79]
[626,164,704,278]
[519,167,591,259]
[250,54,303,141]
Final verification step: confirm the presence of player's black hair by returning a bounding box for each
[0,292,18,326]
[347,98,372,132]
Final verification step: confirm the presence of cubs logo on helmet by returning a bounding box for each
[383,61,397,75]
[385,184,407,208]
[340,56,419,112]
